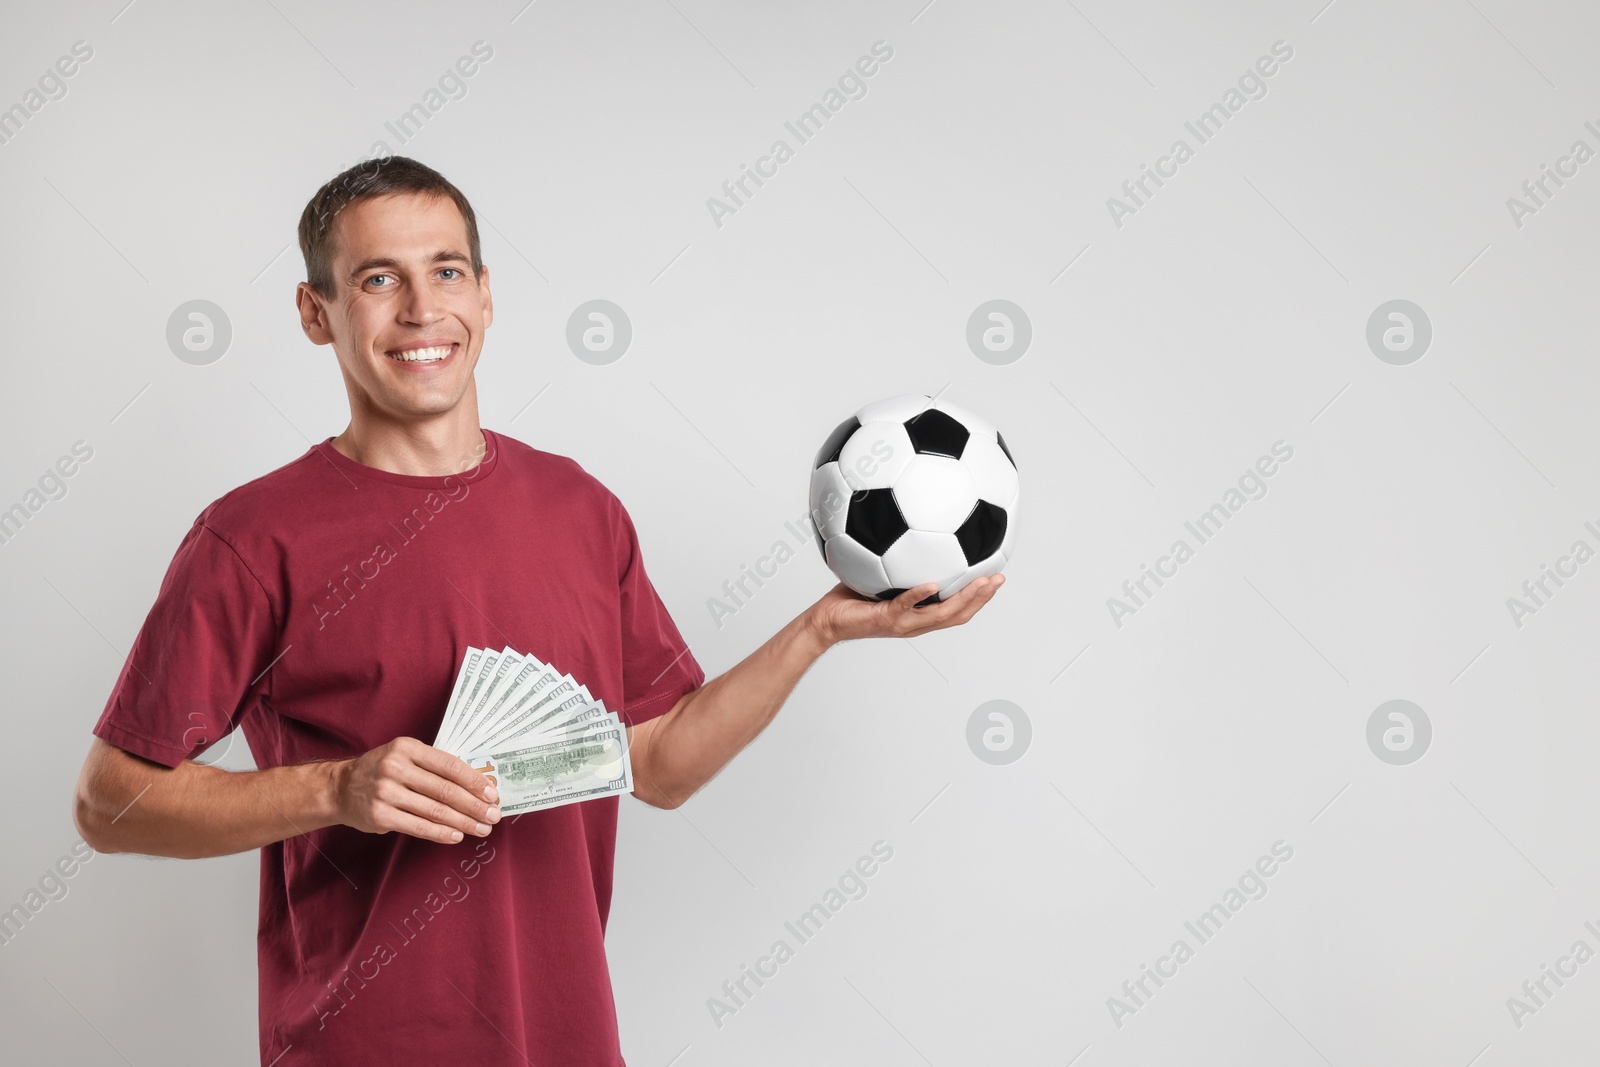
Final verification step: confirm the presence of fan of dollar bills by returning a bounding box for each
[433,646,632,816]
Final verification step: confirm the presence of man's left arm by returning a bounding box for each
[627,574,1003,809]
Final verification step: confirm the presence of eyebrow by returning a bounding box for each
[346,250,472,285]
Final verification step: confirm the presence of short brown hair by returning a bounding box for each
[297,155,483,298]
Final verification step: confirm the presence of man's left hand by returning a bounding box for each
[804,574,1004,647]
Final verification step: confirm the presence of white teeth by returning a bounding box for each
[388,344,452,362]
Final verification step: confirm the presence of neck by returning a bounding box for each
[331,395,488,478]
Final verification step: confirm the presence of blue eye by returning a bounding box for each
[368,274,392,287]
[440,268,462,280]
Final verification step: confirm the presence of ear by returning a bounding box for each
[478,263,493,330]
[296,282,335,345]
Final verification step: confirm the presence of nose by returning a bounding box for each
[399,276,446,326]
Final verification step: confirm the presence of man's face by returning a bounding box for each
[297,192,492,421]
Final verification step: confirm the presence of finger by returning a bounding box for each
[947,574,1001,612]
[956,573,1002,601]
[395,764,500,826]
[376,803,469,845]
[901,576,998,633]
[944,583,999,627]
[872,586,929,638]
[885,583,957,635]
[924,573,1001,610]
[944,575,1002,621]
[905,578,977,616]
[887,583,941,614]
[388,786,494,837]
[410,742,499,803]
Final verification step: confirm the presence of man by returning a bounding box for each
[72,156,1002,1065]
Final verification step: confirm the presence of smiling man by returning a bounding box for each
[71,155,1002,1066]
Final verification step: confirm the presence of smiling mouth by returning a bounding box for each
[386,343,456,363]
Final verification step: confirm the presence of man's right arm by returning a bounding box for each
[73,736,502,859]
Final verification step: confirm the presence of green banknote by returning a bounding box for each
[468,727,632,816]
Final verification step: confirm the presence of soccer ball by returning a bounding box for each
[809,394,1018,605]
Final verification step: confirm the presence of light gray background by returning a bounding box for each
[2,0,1596,1064]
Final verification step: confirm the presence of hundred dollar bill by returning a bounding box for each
[452,664,565,756]
[478,687,596,752]
[532,702,611,739]
[472,678,588,752]
[449,652,544,751]
[448,646,504,745]
[467,727,631,815]
[523,713,619,748]
[433,646,485,746]
[446,647,529,751]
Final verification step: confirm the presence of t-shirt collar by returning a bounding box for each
[313,428,501,489]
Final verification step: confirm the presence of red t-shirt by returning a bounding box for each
[92,429,705,1066]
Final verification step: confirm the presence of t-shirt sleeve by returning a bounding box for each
[612,497,704,728]
[92,519,279,768]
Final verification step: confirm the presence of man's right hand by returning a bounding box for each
[331,737,501,844]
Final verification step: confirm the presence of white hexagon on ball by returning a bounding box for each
[962,435,1019,510]
[881,530,969,591]
[838,421,913,491]
[824,533,892,597]
[809,462,854,542]
[856,394,932,426]
[893,455,977,532]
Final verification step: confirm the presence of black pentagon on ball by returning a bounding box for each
[814,416,860,469]
[903,407,969,460]
[954,499,1007,565]
[809,512,826,561]
[844,488,908,556]
[876,587,942,607]
[996,431,1016,469]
